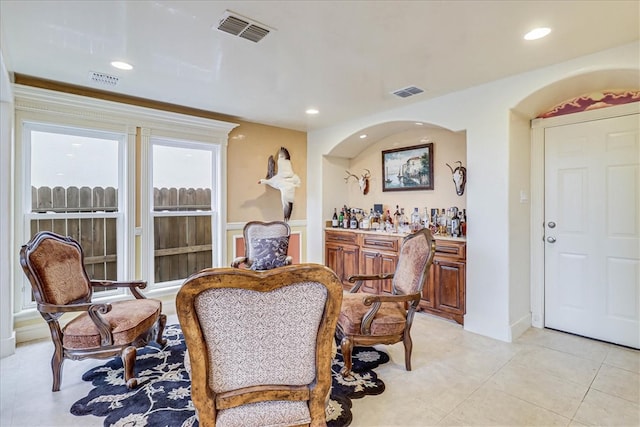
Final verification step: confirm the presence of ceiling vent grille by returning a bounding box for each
[88,71,119,86]
[392,86,424,98]
[217,11,271,43]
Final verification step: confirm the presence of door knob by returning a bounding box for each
[546,236,556,243]
[547,221,556,228]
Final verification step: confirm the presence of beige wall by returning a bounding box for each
[336,127,466,218]
[227,122,307,222]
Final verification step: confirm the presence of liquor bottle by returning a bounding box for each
[332,208,338,227]
[400,208,409,232]
[411,207,421,231]
[461,209,467,236]
[342,209,349,229]
[393,206,401,232]
[451,208,460,237]
[349,209,358,229]
[422,207,430,229]
[371,209,380,230]
[338,209,344,228]
[439,208,447,235]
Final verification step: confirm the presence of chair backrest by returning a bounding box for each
[177,263,343,426]
[20,231,92,310]
[243,220,291,270]
[392,228,436,296]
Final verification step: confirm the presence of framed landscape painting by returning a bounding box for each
[382,143,433,192]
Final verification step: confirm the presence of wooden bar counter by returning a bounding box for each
[325,228,466,325]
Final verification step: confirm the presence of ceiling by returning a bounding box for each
[1,1,638,133]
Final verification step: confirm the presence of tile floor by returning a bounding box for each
[1,312,638,427]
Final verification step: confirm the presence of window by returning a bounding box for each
[22,122,126,306]
[147,138,220,287]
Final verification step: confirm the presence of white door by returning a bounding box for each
[545,113,639,348]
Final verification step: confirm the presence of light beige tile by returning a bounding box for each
[437,343,519,380]
[591,364,640,403]
[573,388,640,426]
[568,420,589,427]
[375,361,485,414]
[604,346,640,374]
[516,327,611,363]
[351,395,446,426]
[439,386,571,426]
[487,362,588,418]
[509,345,600,386]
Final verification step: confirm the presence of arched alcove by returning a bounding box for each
[510,68,640,338]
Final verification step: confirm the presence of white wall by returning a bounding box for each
[307,41,640,342]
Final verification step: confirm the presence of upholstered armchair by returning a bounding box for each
[19,231,166,391]
[231,220,293,270]
[177,263,343,427]
[335,228,436,377]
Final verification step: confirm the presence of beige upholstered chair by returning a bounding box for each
[177,264,343,427]
[19,231,166,391]
[231,220,292,270]
[336,228,436,377]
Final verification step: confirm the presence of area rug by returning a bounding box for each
[71,324,389,427]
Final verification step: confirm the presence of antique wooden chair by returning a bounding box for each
[231,220,292,270]
[177,264,342,427]
[335,228,436,377]
[19,231,167,391]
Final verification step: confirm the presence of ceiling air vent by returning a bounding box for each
[392,86,424,98]
[217,11,271,43]
[88,71,119,86]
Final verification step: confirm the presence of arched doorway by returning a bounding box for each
[518,71,640,348]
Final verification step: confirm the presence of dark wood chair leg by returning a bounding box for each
[51,350,64,392]
[403,329,413,371]
[156,313,167,346]
[122,346,138,388]
[340,336,354,377]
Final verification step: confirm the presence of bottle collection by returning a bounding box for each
[331,205,466,237]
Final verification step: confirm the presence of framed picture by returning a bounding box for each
[382,143,433,192]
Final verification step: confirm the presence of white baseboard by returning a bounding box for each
[0,332,16,358]
[510,313,532,341]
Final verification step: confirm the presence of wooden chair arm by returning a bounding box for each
[37,301,115,345]
[347,273,395,293]
[90,280,148,299]
[362,292,421,305]
[37,301,112,314]
[359,292,421,335]
[231,257,248,268]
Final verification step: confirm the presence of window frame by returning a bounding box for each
[19,121,130,308]
[140,133,224,291]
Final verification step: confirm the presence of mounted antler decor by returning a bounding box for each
[446,161,467,196]
[344,169,371,195]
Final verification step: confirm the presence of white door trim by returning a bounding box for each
[530,101,640,329]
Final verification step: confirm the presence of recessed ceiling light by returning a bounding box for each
[359,134,368,139]
[524,27,551,41]
[305,108,319,115]
[111,61,133,70]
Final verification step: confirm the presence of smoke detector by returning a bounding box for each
[216,10,272,43]
[88,71,119,86]
[391,86,424,98]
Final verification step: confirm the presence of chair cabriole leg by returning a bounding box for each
[122,346,138,388]
[51,350,63,392]
[339,336,353,377]
[156,313,167,346]
[403,329,413,371]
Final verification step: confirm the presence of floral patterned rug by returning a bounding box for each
[70,324,389,427]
